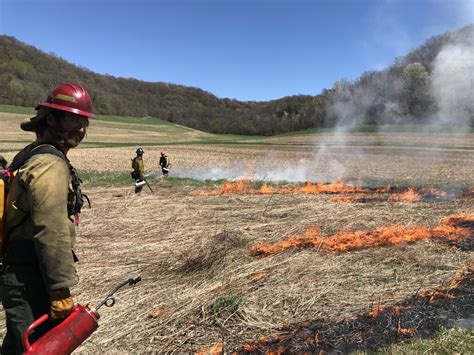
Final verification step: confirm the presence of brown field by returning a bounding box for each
[0,112,473,352]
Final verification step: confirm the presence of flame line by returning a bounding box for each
[251,213,473,256]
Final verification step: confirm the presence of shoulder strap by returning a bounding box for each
[1,145,70,260]
[9,144,68,171]
[9,144,90,216]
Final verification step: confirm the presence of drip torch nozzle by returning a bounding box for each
[128,275,142,285]
[95,275,142,311]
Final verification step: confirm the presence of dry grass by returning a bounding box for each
[36,185,471,353]
[0,110,472,352]
[3,111,473,186]
[73,143,473,187]
[0,112,36,143]
[265,131,474,148]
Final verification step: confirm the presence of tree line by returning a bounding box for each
[0,25,472,135]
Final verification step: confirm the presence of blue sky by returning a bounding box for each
[0,0,472,101]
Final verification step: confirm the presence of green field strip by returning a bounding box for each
[1,140,473,153]
[79,172,223,187]
[0,105,36,115]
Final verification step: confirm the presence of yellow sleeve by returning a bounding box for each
[21,154,78,290]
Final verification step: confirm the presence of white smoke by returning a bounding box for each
[257,156,345,183]
[329,72,403,127]
[167,26,472,184]
[169,151,347,183]
[430,38,474,126]
[169,166,245,181]
[328,26,474,129]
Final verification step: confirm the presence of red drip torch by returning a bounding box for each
[22,275,141,354]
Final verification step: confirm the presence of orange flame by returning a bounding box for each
[196,341,224,355]
[194,180,366,196]
[397,319,416,336]
[194,179,459,202]
[259,184,274,194]
[389,188,448,202]
[148,305,167,319]
[390,188,422,202]
[267,347,285,355]
[241,344,258,351]
[418,290,457,304]
[333,188,450,203]
[449,262,471,289]
[194,180,275,196]
[419,260,473,303]
[441,213,474,227]
[241,263,472,351]
[376,184,392,193]
[250,213,473,256]
[280,181,366,194]
[251,226,322,256]
[393,305,411,314]
[369,302,384,318]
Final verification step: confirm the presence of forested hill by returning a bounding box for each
[0,25,472,135]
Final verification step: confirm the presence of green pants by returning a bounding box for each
[0,264,54,355]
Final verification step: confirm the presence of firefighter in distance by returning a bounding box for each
[159,151,171,178]
[131,148,146,194]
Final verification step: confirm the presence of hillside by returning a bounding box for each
[0,25,472,135]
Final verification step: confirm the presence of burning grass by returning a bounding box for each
[194,180,472,206]
[239,262,473,353]
[45,183,469,353]
[331,187,472,204]
[0,117,472,352]
[250,213,474,256]
[194,180,368,196]
[2,110,474,187]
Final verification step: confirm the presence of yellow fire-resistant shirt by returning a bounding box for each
[132,156,145,180]
[5,147,78,291]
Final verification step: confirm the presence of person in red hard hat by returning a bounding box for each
[0,83,94,354]
[20,82,95,142]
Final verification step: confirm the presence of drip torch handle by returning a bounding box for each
[23,314,49,351]
[95,275,142,311]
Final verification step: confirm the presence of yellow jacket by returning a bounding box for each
[132,156,145,180]
[5,146,78,291]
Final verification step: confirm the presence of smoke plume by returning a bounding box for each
[172,27,472,184]
[430,33,474,126]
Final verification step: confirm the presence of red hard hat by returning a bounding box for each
[37,83,95,118]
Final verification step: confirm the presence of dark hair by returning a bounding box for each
[32,116,49,137]
[0,155,7,169]
[35,109,68,141]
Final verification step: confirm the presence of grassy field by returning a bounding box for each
[0,107,472,353]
